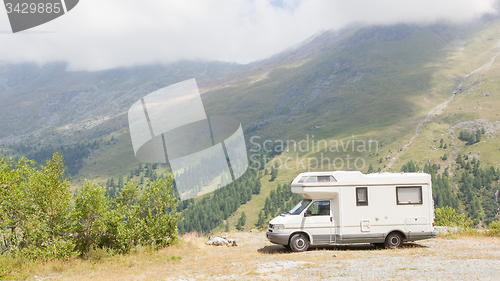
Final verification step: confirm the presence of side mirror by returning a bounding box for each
[304,210,312,217]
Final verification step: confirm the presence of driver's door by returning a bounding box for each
[301,200,333,244]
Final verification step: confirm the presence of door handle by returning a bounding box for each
[330,217,333,222]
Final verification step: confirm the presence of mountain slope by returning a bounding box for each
[2,17,500,231]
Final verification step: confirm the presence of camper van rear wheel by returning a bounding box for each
[290,233,309,252]
[385,232,403,249]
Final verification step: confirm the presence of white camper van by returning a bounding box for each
[266,171,437,252]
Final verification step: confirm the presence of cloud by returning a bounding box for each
[0,0,497,71]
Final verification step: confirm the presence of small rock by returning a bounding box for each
[250,229,259,233]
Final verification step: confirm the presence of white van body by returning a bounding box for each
[266,171,437,251]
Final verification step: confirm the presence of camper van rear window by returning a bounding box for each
[356,187,368,206]
[396,186,422,205]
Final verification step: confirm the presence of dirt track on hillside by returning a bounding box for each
[384,43,500,171]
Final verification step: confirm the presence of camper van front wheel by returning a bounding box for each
[290,233,309,252]
[385,232,403,249]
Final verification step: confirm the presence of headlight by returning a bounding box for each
[272,224,285,230]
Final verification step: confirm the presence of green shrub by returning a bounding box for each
[137,176,180,249]
[16,152,77,260]
[435,206,474,229]
[1,153,180,260]
[487,220,500,236]
[74,182,109,254]
[102,181,140,254]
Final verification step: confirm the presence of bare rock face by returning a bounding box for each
[206,236,237,246]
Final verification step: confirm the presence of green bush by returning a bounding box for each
[487,220,500,236]
[1,153,78,260]
[0,153,180,260]
[136,176,180,249]
[435,206,474,229]
[74,182,109,254]
[103,181,140,253]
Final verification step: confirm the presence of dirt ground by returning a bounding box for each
[200,232,500,280]
[28,232,500,280]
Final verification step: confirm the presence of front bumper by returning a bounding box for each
[266,231,290,246]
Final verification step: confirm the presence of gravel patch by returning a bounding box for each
[255,261,312,274]
[230,231,500,280]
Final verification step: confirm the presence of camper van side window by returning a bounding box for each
[396,186,423,205]
[307,201,330,216]
[356,187,368,206]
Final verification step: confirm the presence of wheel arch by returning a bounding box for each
[289,230,312,245]
[385,230,407,241]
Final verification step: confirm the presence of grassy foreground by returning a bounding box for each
[2,230,500,280]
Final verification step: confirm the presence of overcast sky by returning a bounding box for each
[0,0,497,71]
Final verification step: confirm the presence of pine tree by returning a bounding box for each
[118,176,124,191]
[236,212,246,230]
[264,197,271,216]
[456,153,462,165]
[475,129,482,143]
[465,161,471,171]
[253,180,261,195]
[257,210,266,227]
[467,134,476,145]
[367,164,374,173]
[270,166,278,181]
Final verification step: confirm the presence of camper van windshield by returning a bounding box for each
[288,199,311,215]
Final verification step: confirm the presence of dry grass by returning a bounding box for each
[3,231,499,280]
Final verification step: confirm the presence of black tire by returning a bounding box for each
[384,232,403,249]
[289,233,309,252]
